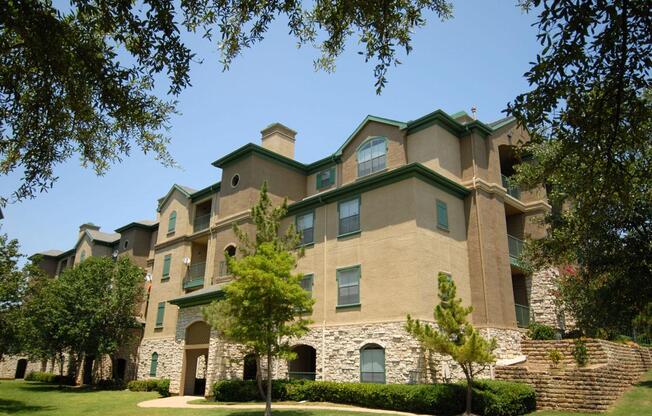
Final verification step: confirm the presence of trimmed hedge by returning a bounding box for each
[24,371,75,385]
[211,379,536,416]
[127,379,171,397]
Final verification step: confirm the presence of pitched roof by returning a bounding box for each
[157,184,197,212]
[38,250,64,257]
[169,283,227,307]
[86,229,121,244]
[114,219,158,233]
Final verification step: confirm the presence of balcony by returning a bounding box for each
[183,261,206,290]
[502,174,521,200]
[515,303,530,328]
[508,234,524,267]
[193,214,210,233]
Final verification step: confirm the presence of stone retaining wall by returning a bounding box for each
[495,339,652,412]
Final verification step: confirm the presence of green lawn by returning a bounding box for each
[0,380,396,416]
[534,370,652,416]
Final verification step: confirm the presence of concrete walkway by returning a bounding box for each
[137,395,425,415]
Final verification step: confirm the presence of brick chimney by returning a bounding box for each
[261,123,297,159]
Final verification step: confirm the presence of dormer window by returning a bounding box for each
[316,167,335,190]
[357,137,387,177]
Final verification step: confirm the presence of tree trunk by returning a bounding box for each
[255,354,265,401]
[463,364,473,415]
[265,351,272,416]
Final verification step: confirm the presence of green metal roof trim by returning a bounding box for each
[333,115,407,157]
[157,184,196,212]
[169,284,226,308]
[114,221,159,233]
[488,116,517,130]
[190,182,221,202]
[212,143,307,172]
[287,163,469,215]
[405,109,494,137]
[207,111,510,178]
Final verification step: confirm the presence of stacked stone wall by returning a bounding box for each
[496,339,652,412]
[0,355,45,379]
[138,307,525,395]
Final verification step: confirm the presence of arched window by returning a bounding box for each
[167,211,177,233]
[149,352,158,376]
[360,344,385,383]
[357,137,387,177]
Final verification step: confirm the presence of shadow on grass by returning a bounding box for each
[19,383,99,394]
[636,380,652,389]
[226,412,338,416]
[0,398,54,414]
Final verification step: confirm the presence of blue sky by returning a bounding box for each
[1,0,539,259]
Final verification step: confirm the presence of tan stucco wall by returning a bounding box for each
[339,121,407,185]
[406,124,462,181]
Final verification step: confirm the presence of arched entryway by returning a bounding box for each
[182,321,210,396]
[15,359,27,379]
[82,355,95,385]
[288,345,316,380]
[243,354,257,380]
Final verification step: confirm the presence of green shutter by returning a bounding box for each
[316,171,323,190]
[149,352,158,376]
[316,166,336,190]
[436,200,448,230]
[162,255,171,280]
[167,211,177,233]
[155,302,165,327]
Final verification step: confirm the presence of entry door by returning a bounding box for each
[15,359,27,379]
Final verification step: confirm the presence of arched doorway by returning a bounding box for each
[182,321,210,396]
[243,354,257,380]
[288,345,316,380]
[15,359,27,379]
[82,355,95,385]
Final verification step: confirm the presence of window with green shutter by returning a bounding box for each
[162,254,171,281]
[360,344,385,383]
[149,352,158,376]
[167,211,177,233]
[316,167,335,190]
[436,200,449,230]
[155,302,165,327]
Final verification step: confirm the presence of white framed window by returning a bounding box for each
[296,212,314,245]
[357,137,387,177]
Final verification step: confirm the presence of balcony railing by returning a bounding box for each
[501,174,521,200]
[515,303,530,328]
[288,371,316,381]
[508,234,524,259]
[193,214,211,233]
[183,261,206,290]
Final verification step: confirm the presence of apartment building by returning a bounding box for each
[0,221,158,381]
[136,109,561,396]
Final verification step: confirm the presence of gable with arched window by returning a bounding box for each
[357,137,387,177]
[167,211,177,233]
[360,343,385,383]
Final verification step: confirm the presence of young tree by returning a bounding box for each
[1,0,452,203]
[203,183,313,416]
[406,273,496,416]
[509,1,652,335]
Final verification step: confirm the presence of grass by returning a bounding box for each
[534,370,652,416]
[0,380,398,416]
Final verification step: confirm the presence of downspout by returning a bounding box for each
[319,194,327,381]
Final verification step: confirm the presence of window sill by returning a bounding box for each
[336,303,361,310]
[161,277,170,282]
[166,231,175,237]
[437,225,449,232]
[337,230,361,240]
[356,168,388,181]
[154,325,163,330]
[299,242,315,249]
